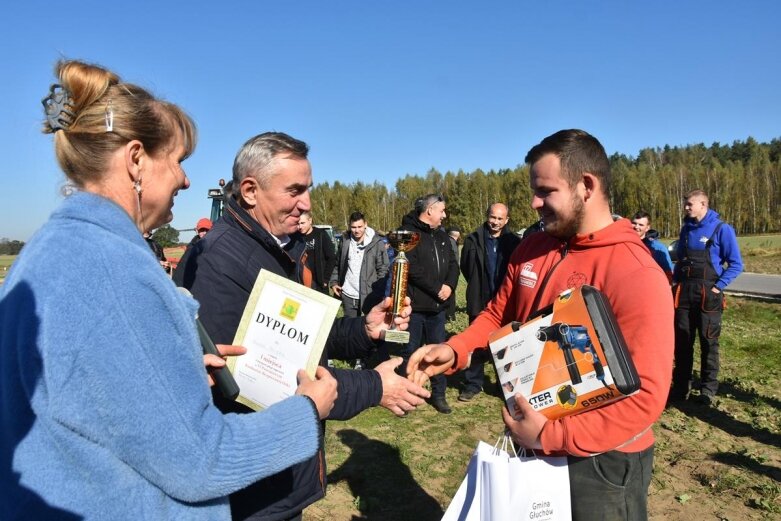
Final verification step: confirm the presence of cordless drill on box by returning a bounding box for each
[536,323,608,387]
[489,285,641,420]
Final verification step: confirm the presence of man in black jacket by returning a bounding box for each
[177,132,429,521]
[398,194,460,413]
[297,211,337,294]
[458,202,520,401]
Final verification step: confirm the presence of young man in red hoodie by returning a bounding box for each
[408,129,673,521]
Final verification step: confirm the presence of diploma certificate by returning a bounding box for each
[228,269,340,411]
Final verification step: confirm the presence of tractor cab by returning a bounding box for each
[208,178,229,222]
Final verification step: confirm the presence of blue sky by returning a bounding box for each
[2,1,779,241]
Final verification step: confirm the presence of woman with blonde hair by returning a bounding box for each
[0,60,336,520]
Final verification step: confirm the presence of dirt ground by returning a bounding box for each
[647,391,780,521]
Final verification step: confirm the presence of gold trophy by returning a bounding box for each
[384,230,420,343]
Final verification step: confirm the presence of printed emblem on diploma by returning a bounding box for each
[228,269,340,411]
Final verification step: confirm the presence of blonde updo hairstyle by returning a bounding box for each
[44,60,197,186]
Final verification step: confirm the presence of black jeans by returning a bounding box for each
[568,446,654,521]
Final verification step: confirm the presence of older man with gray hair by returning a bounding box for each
[178,131,429,521]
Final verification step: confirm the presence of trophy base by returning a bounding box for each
[383,329,410,344]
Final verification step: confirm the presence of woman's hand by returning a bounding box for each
[296,366,338,419]
[203,344,246,386]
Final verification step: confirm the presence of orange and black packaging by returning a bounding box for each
[489,285,640,420]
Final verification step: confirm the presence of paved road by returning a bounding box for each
[724,272,781,301]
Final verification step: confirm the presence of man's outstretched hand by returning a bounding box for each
[374,357,431,416]
[405,343,456,387]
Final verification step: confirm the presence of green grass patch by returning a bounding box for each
[164,246,186,260]
[660,234,781,274]
[0,255,16,284]
[737,234,781,250]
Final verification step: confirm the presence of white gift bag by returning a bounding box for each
[508,450,571,521]
[442,436,571,521]
[441,441,491,521]
[480,435,515,520]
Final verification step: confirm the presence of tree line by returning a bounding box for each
[310,137,781,239]
[6,137,779,251]
[0,239,25,255]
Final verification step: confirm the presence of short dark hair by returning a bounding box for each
[414,194,444,216]
[525,129,611,200]
[632,211,650,222]
[348,211,365,224]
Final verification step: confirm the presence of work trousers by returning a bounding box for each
[673,281,723,397]
[568,445,654,521]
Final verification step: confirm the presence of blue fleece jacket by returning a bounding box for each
[642,235,674,277]
[0,192,320,520]
[673,208,743,289]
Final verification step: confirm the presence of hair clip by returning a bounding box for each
[41,84,75,132]
[105,99,114,132]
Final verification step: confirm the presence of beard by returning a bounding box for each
[541,194,584,240]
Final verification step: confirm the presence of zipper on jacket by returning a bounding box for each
[432,229,442,279]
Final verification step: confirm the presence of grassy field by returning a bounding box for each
[305,283,781,520]
[0,247,186,285]
[656,234,781,275]
[737,234,781,249]
[0,255,16,284]
[164,246,186,260]
[736,235,781,274]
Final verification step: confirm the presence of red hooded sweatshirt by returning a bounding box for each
[447,219,673,456]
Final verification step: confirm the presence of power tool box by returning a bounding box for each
[488,285,640,420]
